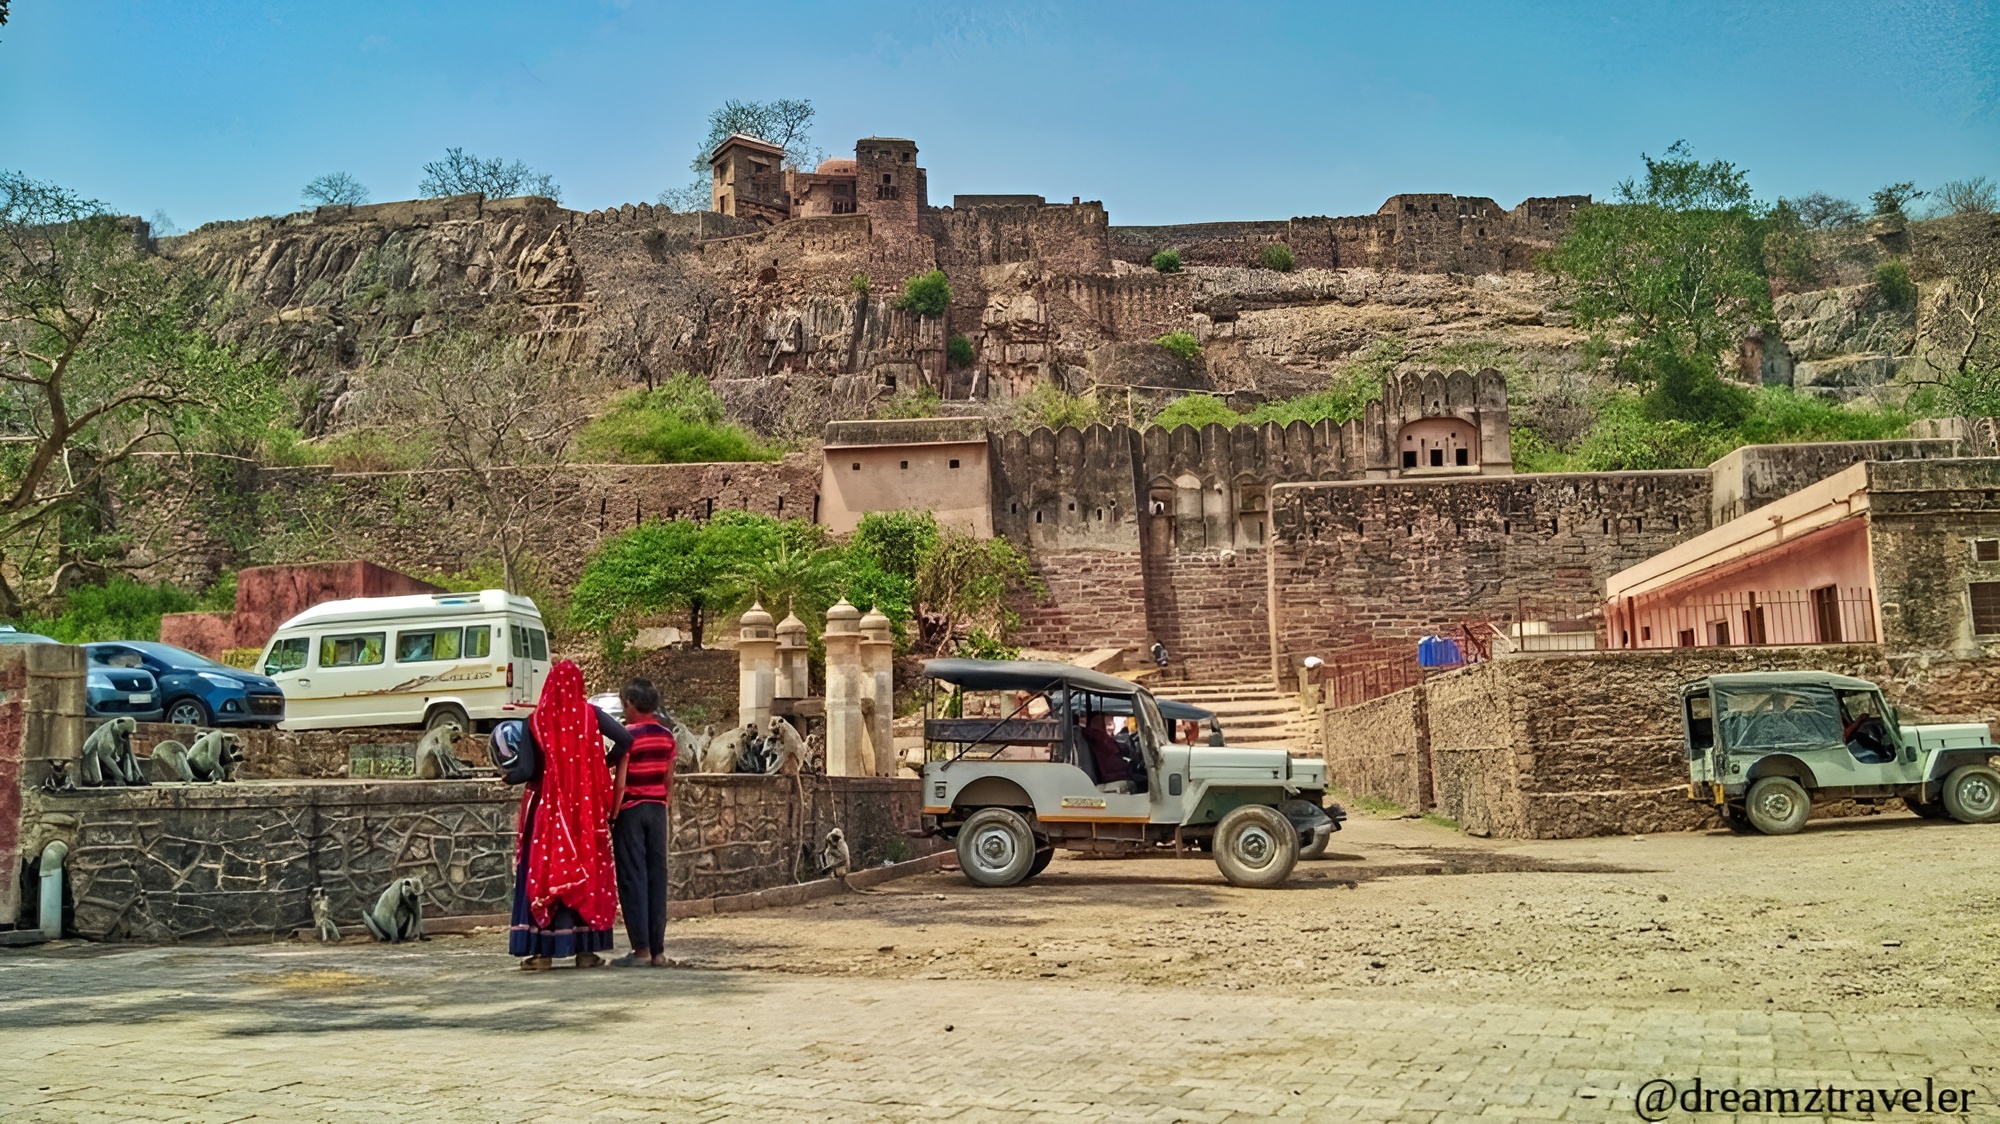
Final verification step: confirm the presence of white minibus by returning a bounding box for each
[258,589,553,731]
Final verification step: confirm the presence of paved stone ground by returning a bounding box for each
[5,814,2000,1121]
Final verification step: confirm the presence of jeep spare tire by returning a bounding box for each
[1213,804,1299,888]
[1744,776,1811,835]
[1941,764,2000,824]
[956,808,1037,887]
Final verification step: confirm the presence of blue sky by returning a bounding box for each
[2,1,1995,229]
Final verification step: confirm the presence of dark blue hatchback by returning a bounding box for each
[84,641,286,728]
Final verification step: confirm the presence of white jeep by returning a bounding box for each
[918,659,1343,888]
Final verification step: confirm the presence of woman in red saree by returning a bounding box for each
[509,660,632,970]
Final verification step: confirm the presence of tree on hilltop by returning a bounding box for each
[302,172,370,208]
[658,98,819,212]
[1543,142,1770,426]
[418,148,561,203]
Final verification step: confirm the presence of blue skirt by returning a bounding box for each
[508,794,615,959]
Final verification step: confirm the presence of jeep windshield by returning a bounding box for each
[1714,684,1842,750]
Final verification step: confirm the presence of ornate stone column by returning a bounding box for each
[822,599,867,776]
[859,606,896,776]
[775,610,809,701]
[737,602,776,731]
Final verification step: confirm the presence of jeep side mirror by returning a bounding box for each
[1207,719,1225,747]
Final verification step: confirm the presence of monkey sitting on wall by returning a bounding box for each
[185,730,244,783]
[764,717,809,777]
[668,716,711,775]
[360,877,424,943]
[700,724,757,774]
[148,739,193,783]
[414,722,473,780]
[80,717,146,787]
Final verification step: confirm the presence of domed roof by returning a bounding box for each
[816,158,857,176]
[859,605,892,636]
[740,601,774,628]
[776,611,807,637]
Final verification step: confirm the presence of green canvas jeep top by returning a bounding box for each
[1682,670,1999,834]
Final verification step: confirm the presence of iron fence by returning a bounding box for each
[1611,587,1878,650]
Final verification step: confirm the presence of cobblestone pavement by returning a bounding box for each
[5,815,2000,1121]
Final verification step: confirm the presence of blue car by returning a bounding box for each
[0,626,165,722]
[84,641,286,728]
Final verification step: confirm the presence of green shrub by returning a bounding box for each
[1874,259,1917,310]
[1259,243,1295,271]
[1514,388,1910,473]
[1149,394,1244,431]
[946,334,977,368]
[576,373,779,464]
[875,386,943,419]
[851,511,941,581]
[1155,331,1201,361]
[895,270,952,317]
[848,273,871,295]
[1013,380,1101,430]
[1150,248,1182,273]
[21,580,199,643]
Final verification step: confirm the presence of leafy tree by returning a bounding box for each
[1790,191,1864,230]
[946,334,976,368]
[571,510,786,652]
[0,172,291,613]
[1542,142,1767,425]
[851,510,940,582]
[914,529,1040,655]
[302,172,370,208]
[1259,243,1296,271]
[1764,198,1818,288]
[1870,181,1925,221]
[1156,331,1201,360]
[1150,248,1182,273]
[1931,177,1997,217]
[895,270,951,317]
[576,372,778,464]
[418,147,561,203]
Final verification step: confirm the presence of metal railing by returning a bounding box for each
[1610,587,1878,649]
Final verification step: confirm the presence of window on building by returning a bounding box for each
[949,459,960,469]
[899,460,909,469]
[1402,451,1418,469]
[1973,581,2000,635]
[1677,629,1696,648]
[1709,620,1731,646]
[1455,448,1470,466]
[1977,539,2000,563]
[1429,448,1444,467]
[1811,584,1843,643]
[1742,606,1768,645]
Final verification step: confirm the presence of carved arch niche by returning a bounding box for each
[1397,417,1479,472]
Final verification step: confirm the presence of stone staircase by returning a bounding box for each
[1152,680,1319,758]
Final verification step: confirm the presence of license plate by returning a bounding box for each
[130,693,152,704]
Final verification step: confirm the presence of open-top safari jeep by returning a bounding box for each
[1682,671,2000,835]
[919,659,1343,888]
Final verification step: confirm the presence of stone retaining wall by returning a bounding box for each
[19,774,924,942]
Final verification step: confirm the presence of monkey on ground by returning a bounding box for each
[415,721,473,779]
[360,877,424,943]
[80,717,146,787]
[818,827,852,879]
[311,887,342,942]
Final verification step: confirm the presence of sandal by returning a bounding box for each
[610,952,647,968]
[519,956,552,972]
[574,952,607,969]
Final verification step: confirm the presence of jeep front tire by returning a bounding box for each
[1744,776,1811,835]
[956,808,1038,887]
[1213,804,1299,888]
[1941,764,2000,824]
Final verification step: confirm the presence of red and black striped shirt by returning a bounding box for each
[619,719,677,809]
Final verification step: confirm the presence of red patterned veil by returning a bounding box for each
[520,660,617,928]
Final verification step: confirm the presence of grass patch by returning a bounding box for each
[1420,812,1461,832]
[1332,789,1408,817]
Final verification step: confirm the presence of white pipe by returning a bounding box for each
[37,840,66,941]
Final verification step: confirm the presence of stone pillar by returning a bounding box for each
[737,602,776,731]
[775,611,809,701]
[859,606,896,776]
[822,599,867,776]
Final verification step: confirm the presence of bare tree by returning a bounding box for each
[1930,177,1998,218]
[302,172,370,208]
[659,97,820,212]
[346,330,596,593]
[1789,191,1864,231]
[0,172,281,613]
[418,148,561,203]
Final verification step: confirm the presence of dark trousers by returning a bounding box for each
[613,802,669,956]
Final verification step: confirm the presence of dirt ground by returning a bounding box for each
[658,809,2000,1014]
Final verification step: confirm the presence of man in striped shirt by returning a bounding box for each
[610,678,677,968]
